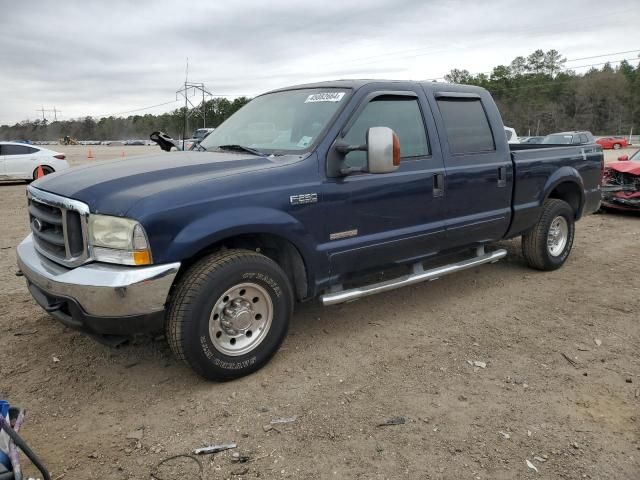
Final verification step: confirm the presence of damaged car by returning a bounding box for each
[601,150,640,211]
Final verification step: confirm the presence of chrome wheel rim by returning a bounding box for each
[547,216,569,257]
[209,282,273,356]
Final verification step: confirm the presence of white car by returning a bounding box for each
[504,126,520,144]
[0,142,70,181]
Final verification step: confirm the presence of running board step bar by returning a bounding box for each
[321,248,507,306]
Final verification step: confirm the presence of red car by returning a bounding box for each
[601,150,640,211]
[596,137,630,149]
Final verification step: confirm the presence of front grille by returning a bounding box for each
[27,187,90,267]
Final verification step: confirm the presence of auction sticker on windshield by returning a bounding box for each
[305,92,346,103]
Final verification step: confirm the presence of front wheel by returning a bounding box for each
[166,249,293,380]
[522,199,575,271]
[613,143,622,150]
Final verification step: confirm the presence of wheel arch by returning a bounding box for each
[177,231,310,302]
[542,168,585,219]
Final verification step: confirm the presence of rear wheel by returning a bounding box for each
[522,199,575,271]
[32,165,54,180]
[166,249,293,380]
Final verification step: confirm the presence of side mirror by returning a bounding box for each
[332,126,401,176]
[618,155,629,161]
[366,127,401,174]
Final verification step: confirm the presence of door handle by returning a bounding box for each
[433,173,444,197]
[497,166,507,188]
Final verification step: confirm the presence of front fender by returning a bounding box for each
[160,206,316,265]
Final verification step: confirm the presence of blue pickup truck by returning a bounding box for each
[16,80,603,380]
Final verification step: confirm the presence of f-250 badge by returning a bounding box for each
[290,193,318,205]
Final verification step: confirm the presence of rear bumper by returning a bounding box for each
[17,234,180,335]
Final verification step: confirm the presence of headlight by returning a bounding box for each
[88,215,152,266]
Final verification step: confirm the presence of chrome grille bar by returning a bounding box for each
[27,186,91,267]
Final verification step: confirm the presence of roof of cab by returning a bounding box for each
[264,79,488,96]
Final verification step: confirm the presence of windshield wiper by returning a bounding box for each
[215,144,265,156]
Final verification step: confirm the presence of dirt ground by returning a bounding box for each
[0,146,639,479]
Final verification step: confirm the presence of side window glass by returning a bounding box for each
[343,97,429,169]
[1,145,30,155]
[436,98,495,154]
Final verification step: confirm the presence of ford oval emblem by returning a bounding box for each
[33,218,43,232]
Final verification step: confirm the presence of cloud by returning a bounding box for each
[0,0,637,124]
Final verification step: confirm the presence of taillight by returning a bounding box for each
[54,154,65,160]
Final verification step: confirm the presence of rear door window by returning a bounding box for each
[436,98,495,154]
[579,134,588,143]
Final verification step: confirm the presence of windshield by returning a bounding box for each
[542,134,573,144]
[200,88,350,154]
[193,129,212,140]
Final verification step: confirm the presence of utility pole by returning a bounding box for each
[35,107,61,122]
[175,60,214,150]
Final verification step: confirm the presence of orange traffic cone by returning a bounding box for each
[87,149,94,159]
[35,165,45,179]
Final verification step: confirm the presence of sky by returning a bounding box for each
[0,0,638,125]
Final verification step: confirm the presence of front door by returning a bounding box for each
[323,89,446,277]
[3,144,36,178]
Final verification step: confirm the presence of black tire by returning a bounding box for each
[613,143,621,150]
[166,249,293,380]
[32,165,54,180]
[522,199,575,271]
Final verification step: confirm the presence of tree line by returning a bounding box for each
[444,49,640,136]
[0,97,251,142]
[2,49,639,141]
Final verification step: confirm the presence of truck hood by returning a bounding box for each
[33,151,283,215]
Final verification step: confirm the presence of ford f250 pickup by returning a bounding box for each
[16,80,603,380]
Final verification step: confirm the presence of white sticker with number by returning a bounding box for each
[305,92,346,103]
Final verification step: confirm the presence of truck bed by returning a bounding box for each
[506,143,603,238]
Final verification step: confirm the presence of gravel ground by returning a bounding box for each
[0,147,638,479]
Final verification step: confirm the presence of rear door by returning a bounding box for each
[324,87,447,276]
[428,92,513,247]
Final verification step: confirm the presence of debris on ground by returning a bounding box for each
[193,442,237,455]
[498,431,510,439]
[231,452,251,463]
[526,459,539,473]
[270,416,297,425]
[377,417,406,427]
[594,338,602,347]
[561,353,579,368]
[467,360,487,368]
[152,454,203,480]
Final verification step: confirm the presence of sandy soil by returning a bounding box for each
[0,148,639,479]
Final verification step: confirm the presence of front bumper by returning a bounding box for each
[16,234,180,335]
